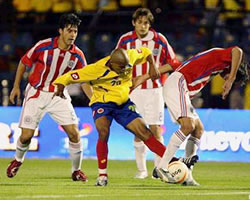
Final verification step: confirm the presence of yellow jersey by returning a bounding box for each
[53,47,152,105]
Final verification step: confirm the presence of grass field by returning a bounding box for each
[0,158,250,200]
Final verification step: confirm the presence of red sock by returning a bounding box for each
[144,135,166,157]
[96,139,108,173]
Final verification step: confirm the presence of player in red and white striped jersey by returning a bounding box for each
[7,13,90,182]
[116,8,180,179]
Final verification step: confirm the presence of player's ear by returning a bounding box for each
[132,20,135,27]
[58,28,63,35]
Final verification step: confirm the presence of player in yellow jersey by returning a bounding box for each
[53,47,177,186]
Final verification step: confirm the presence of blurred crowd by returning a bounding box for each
[0,0,249,109]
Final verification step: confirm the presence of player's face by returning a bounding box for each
[59,24,78,46]
[110,63,126,74]
[133,16,151,38]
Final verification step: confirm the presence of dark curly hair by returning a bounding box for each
[235,54,250,86]
[59,13,81,29]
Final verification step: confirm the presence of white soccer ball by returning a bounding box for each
[168,161,189,184]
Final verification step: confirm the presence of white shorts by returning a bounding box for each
[19,84,78,130]
[163,72,199,123]
[129,87,164,125]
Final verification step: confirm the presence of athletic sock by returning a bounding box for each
[96,139,108,176]
[15,138,30,162]
[68,140,83,172]
[154,136,164,167]
[158,129,187,169]
[144,135,166,157]
[134,140,147,172]
[185,135,200,157]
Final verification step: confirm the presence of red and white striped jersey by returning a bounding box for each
[21,37,87,92]
[116,28,180,89]
[174,46,235,98]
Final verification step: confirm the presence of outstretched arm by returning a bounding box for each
[222,47,243,99]
[131,64,174,90]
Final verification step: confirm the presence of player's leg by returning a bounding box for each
[130,89,148,179]
[181,118,203,186]
[49,91,87,182]
[95,116,111,186]
[7,85,43,178]
[62,124,87,182]
[7,128,35,178]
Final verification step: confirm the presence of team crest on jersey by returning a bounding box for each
[71,72,80,80]
[67,60,75,68]
[97,108,104,114]
[153,49,159,56]
[24,115,33,125]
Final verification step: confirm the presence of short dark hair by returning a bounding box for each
[59,13,81,29]
[132,8,154,25]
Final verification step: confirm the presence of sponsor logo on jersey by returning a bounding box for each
[71,72,80,80]
[153,49,159,56]
[68,60,75,68]
[97,108,104,114]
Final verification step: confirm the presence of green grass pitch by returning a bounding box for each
[0,158,250,200]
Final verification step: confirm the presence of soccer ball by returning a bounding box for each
[168,161,189,184]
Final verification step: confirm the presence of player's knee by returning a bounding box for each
[180,119,195,135]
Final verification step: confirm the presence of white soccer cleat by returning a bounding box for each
[95,176,108,186]
[135,171,148,179]
[182,168,200,186]
[155,168,176,183]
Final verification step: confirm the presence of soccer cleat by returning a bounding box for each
[7,159,22,178]
[135,171,148,179]
[72,170,88,182]
[182,169,200,186]
[95,176,108,186]
[155,168,176,183]
[180,155,199,169]
[152,168,160,179]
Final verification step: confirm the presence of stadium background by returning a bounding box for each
[0,0,249,162]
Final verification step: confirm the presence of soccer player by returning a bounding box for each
[116,8,180,179]
[133,46,249,185]
[7,13,90,182]
[53,47,188,186]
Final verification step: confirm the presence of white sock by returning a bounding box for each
[15,138,30,162]
[69,140,83,173]
[158,129,187,169]
[185,135,200,157]
[134,140,147,173]
[154,136,164,167]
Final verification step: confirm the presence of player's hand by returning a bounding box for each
[53,84,66,99]
[9,87,21,105]
[222,78,234,100]
[149,66,160,81]
[131,75,147,91]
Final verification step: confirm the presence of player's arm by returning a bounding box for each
[9,61,27,105]
[131,64,173,90]
[81,83,92,100]
[222,46,243,99]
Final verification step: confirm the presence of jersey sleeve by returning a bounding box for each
[158,33,181,70]
[21,41,41,67]
[127,47,152,66]
[74,49,87,69]
[218,46,236,62]
[115,35,127,49]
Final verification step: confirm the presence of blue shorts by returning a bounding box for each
[91,99,142,127]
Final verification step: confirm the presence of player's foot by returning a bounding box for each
[155,168,176,183]
[135,171,148,179]
[152,168,160,179]
[7,159,22,178]
[95,176,108,186]
[182,169,200,186]
[180,155,199,169]
[72,170,88,182]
